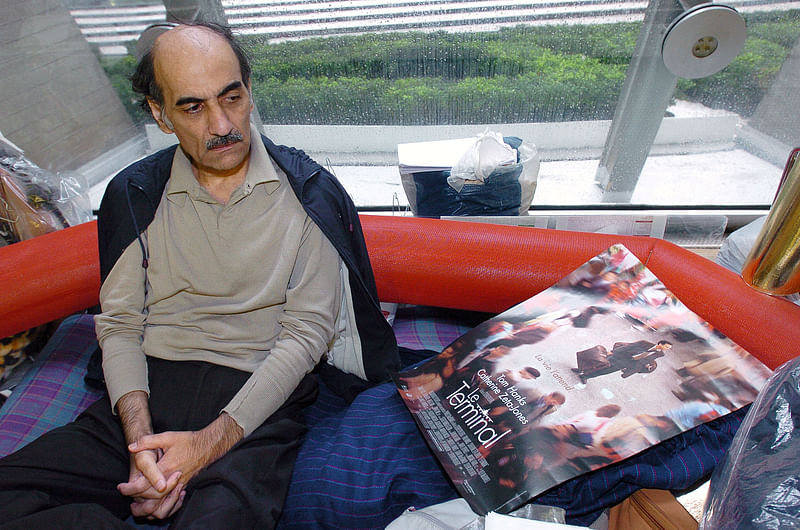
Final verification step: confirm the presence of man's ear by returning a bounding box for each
[147,98,174,134]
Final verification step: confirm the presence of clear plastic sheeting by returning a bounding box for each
[662,214,727,248]
[0,152,92,246]
[701,357,800,529]
[448,131,519,192]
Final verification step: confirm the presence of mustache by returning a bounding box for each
[207,130,244,150]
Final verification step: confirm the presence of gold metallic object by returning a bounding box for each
[742,148,800,295]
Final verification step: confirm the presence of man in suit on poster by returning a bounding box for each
[573,340,672,383]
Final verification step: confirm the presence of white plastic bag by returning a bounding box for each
[448,131,518,192]
[447,131,540,215]
[400,132,539,216]
[516,140,540,216]
[385,498,571,530]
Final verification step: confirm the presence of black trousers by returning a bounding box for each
[0,357,318,529]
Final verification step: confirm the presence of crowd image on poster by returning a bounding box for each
[394,244,772,516]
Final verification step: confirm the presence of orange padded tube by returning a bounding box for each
[361,215,800,369]
[0,221,100,339]
[0,216,798,370]
[361,215,657,312]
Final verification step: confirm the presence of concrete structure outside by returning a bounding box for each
[0,0,136,172]
[749,36,800,147]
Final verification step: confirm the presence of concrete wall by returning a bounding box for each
[749,36,800,148]
[0,0,135,172]
[146,114,741,165]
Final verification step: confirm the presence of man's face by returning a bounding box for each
[148,27,253,180]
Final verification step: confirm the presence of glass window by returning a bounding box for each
[2,1,798,217]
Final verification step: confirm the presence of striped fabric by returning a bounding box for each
[0,307,744,527]
[281,305,471,527]
[281,382,459,528]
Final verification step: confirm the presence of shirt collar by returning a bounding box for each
[166,124,281,204]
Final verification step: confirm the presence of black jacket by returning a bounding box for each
[89,135,399,397]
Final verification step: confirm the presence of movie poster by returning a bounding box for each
[394,244,772,515]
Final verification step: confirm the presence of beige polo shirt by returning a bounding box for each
[95,128,342,436]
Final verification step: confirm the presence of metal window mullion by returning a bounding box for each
[595,0,682,203]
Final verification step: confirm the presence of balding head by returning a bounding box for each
[133,22,255,183]
[131,22,251,114]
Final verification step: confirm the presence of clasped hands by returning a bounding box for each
[118,414,243,520]
[119,430,197,519]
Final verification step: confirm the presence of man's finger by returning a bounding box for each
[117,474,150,497]
[151,482,185,520]
[119,470,181,499]
[168,490,187,518]
[128,432,169,453]
[130,498,161,518]
[134,451,168,492]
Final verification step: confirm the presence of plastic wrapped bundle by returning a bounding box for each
[701,357,800,528]
[400,133,539,217]
[0,154,91,246]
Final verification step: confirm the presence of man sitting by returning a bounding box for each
[0,21,397,528]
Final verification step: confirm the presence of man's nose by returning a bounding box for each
[207,103,235,137]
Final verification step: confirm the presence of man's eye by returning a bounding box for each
[185,104,202,114]
[226,94,241,103]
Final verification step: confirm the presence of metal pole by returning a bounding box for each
[595,0,683,203]
[162,0,227,26]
